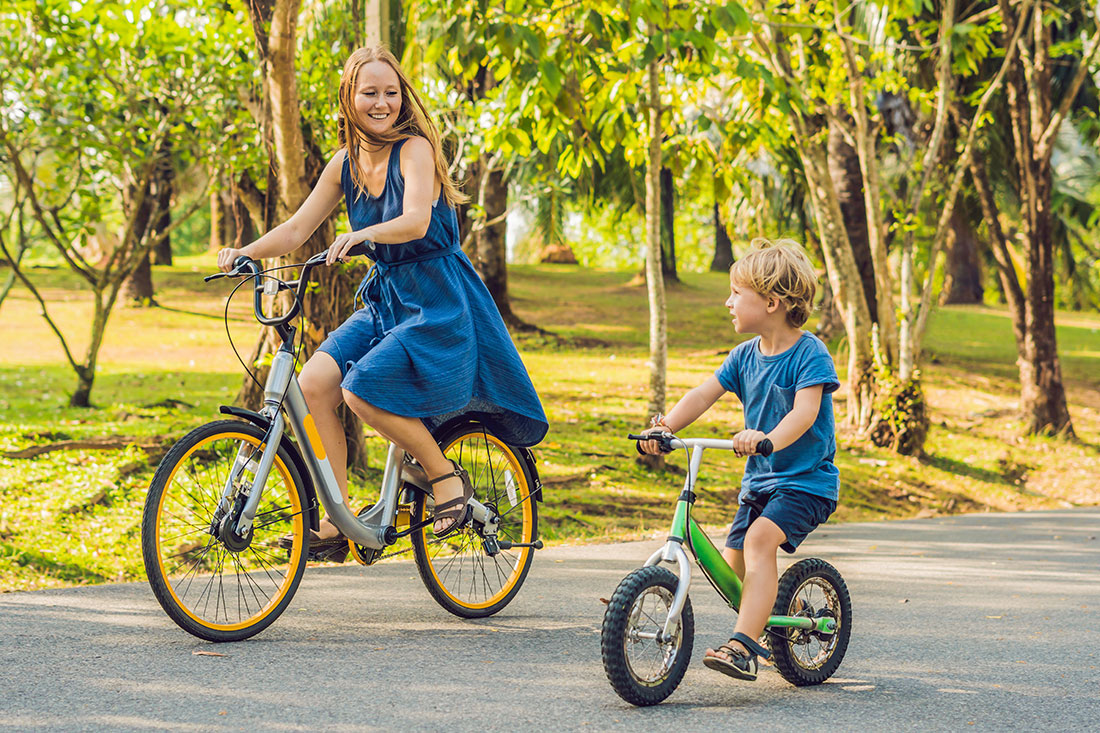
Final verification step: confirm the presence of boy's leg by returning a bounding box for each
[705,517,785,661]
[722,547,745,581]
[730,516,785,649]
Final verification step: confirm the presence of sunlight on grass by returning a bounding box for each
[1,263,1098,591]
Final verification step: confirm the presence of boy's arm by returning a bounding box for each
[659,375,727,432]
[639,376,726,454]
[732,384,824,456]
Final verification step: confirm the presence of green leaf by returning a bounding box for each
[539,59,563,98]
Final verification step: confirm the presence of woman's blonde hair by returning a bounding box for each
[337,46,467,206]
[730,238,818,327]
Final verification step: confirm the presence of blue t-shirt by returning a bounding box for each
[715,331,840,502]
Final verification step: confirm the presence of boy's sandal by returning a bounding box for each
[703,642,759,682]
[702,632,772,682]
[428,459,474,539]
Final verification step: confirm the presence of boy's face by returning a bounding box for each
[725,278,772,334]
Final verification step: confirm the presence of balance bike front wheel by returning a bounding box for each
[600,566,693,706]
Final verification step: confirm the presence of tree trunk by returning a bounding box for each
[365,0,404,57]
[1002,3,1075,437]
[940,204,984,305]
[151,150,173,266]
[240,0,368,468]
[473,164,531,330]
[968,145,1025,350]
[640,28,667,470]
[710,202,734,272]
[827,115,878,320]
[121,181,156,306]
[122,254,155,305]
[757,20,876,429]
[209,188,225,252]
[231,188,255,247]
[797,140,875,429]
[1019,160,1073,435]
[659,166,677,282]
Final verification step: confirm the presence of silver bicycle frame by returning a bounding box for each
[228,347,494,549]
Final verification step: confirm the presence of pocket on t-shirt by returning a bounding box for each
[767,383,796,415]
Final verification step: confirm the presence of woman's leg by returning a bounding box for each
[299,353,348,540]
[341,390,466,534]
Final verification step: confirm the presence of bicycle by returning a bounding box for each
[140,253,544,642]
[600,433,851,706]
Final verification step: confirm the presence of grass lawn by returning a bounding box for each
[1,257,1098,591]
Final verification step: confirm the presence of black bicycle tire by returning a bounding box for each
[141,420,309,642]
[411,422,538,618]
[601,566,694,706]
[768,557,852,686]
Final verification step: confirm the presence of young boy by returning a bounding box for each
[639,238,839,682]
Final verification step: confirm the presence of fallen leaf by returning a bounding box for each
[599,597,610,605]
[192,650,227,657]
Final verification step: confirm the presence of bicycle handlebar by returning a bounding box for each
[204,252,329,327]
[627,433,773,457]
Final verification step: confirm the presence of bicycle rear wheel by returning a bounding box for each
[411,422,538,618]
[141,420,309,642]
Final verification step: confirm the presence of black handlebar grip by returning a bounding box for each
[234,255,259,273]
[756,438,773,457]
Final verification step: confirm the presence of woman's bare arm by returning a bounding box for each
[219,151,345,270]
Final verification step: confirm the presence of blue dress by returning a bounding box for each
[317,138,548,447]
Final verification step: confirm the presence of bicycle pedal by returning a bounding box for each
[349,542,382,566]
[308,543,349,563]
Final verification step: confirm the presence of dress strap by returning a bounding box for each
[387,137,409,184]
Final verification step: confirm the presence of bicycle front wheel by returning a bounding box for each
[141,420,309,642]
[411,423,538,618]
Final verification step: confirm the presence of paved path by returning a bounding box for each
[2,509,1099,731]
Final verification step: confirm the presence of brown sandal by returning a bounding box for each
[428,459,474,538]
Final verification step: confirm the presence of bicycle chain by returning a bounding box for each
[376,536,448,561]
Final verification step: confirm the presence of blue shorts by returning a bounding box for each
[725,487,836,554]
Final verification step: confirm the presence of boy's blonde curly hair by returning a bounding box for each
[730,238,818,328]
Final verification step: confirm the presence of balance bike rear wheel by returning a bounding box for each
[768,557,851,686]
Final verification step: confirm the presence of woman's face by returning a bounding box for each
[353,61,402,135]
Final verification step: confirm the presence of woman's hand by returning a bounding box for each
[638,425,672,456]
[326,229,372,265]
[217,247,247,273]
[732,429,767,457]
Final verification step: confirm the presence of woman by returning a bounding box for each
[218,46,547,553]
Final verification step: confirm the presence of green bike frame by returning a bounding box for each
[642,438,837,640]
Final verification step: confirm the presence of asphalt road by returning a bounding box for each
[2,509,1099,732]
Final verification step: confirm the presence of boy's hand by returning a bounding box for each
[732,429,768,457]
[638,426,671,455]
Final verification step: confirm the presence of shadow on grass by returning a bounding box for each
[922,453,1014,486]
[1,541,108,584]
